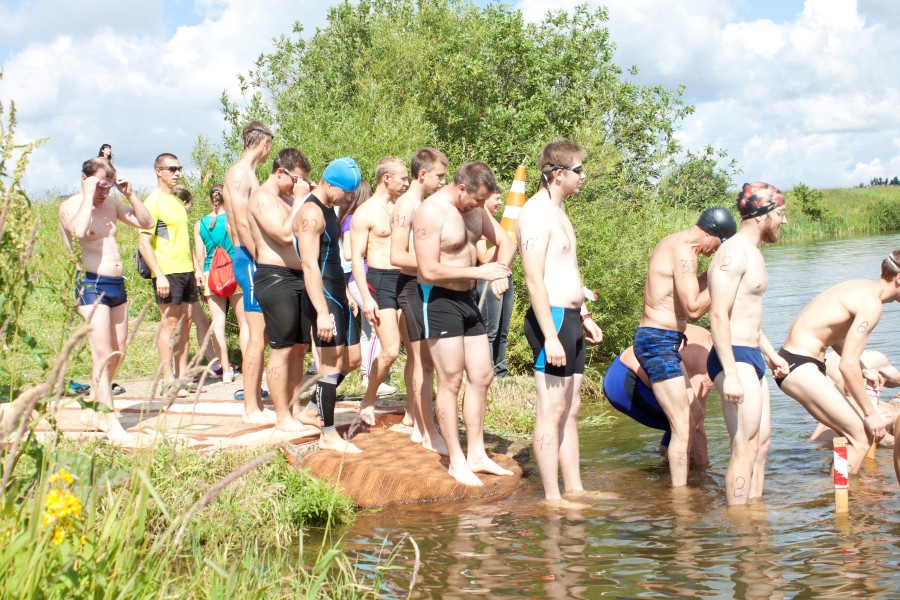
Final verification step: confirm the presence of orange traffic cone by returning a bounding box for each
[499,159,527,244]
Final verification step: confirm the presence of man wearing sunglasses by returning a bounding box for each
[59,156,153,444]
[518,140,603,505]
[138,153,199,393]
[247,148,312,432]
[633,204,736,489]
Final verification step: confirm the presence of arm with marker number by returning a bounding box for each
[517,203,566,367]
[707,244,747,403]
[837,298,885,437]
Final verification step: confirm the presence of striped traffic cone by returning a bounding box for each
[499,159,527,244]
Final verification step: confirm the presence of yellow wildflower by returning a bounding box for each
[51,528,65,545]
[48,470,74,485]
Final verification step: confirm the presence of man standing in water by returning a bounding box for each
[517,140,604,504]
[390,147,449,454]
[707,182,789,506]
[60,157,153,444]
[223,122,274,424]
[633,205,736,486]
[350,156,409,427]
[775,250,900,474]
[414,161,515,486]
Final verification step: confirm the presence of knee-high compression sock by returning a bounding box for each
[337,372,347,388]
[316,373,340,434]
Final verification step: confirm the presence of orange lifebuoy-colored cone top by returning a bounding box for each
[500,160,528,244]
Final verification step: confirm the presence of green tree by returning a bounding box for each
[194,0,713,372]
[200,0,693,194]
[658,145,740,211]
[790,182,831,223]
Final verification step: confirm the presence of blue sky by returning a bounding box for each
[2,0,900,193]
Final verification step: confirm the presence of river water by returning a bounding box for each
[343,233,900,599]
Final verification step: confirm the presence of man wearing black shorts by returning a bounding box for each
[350,156,409,427]
[517,140,604,505]
[390,147,449,453]
[138,153,200,390]
[297,157,364,453]
[248,148,312,431]
[413,161,515,487]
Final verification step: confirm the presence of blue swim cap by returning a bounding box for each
[322,157,361,192]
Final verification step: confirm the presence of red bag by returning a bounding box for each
[208,247,237,297]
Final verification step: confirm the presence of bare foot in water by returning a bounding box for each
[275,416,308,433]
[539,497,591,510]
[564,489,619,501]
[448,463,484,487]
[468,455,513,476]
[243,407,277,425]
[297,403,321,427]
[421,432,449,456]
[319,431,362,454]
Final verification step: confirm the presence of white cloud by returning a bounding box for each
[516,0,900,188]
[5,0,900,194]
[1,0,332,196]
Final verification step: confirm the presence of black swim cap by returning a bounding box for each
[696,206,737,240]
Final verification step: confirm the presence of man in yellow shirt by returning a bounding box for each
[138,153,201,389]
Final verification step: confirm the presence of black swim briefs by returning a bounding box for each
[773,347,826,389]
[397,273,426,341]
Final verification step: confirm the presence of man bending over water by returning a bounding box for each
[775,250,900,474]
[634,205,736,486]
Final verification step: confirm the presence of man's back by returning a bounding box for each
[641,231,686,330]
[786,280,882,357]
[223,159,260,248]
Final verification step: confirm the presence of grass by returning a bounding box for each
[781,185,900,240]
[1,438,388,599]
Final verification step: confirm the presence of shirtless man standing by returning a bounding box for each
[350,156,408,427]
[297,157,364,452]
[775,250,900,473]
[414,161,515,486]
[633,205,736,486]
[247,148,312,432]
[517,140,604,503]
[222,122,274,424]
[59,157,153,443]
[390,147,449,454]
[707,182,790,506]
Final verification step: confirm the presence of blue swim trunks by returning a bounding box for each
[75,272,127,308]
[603,354,672,446]
[233,246,261,313]
[706,346,766,381]
[633,327,687,384]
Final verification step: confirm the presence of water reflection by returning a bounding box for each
[344,233,900,598]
